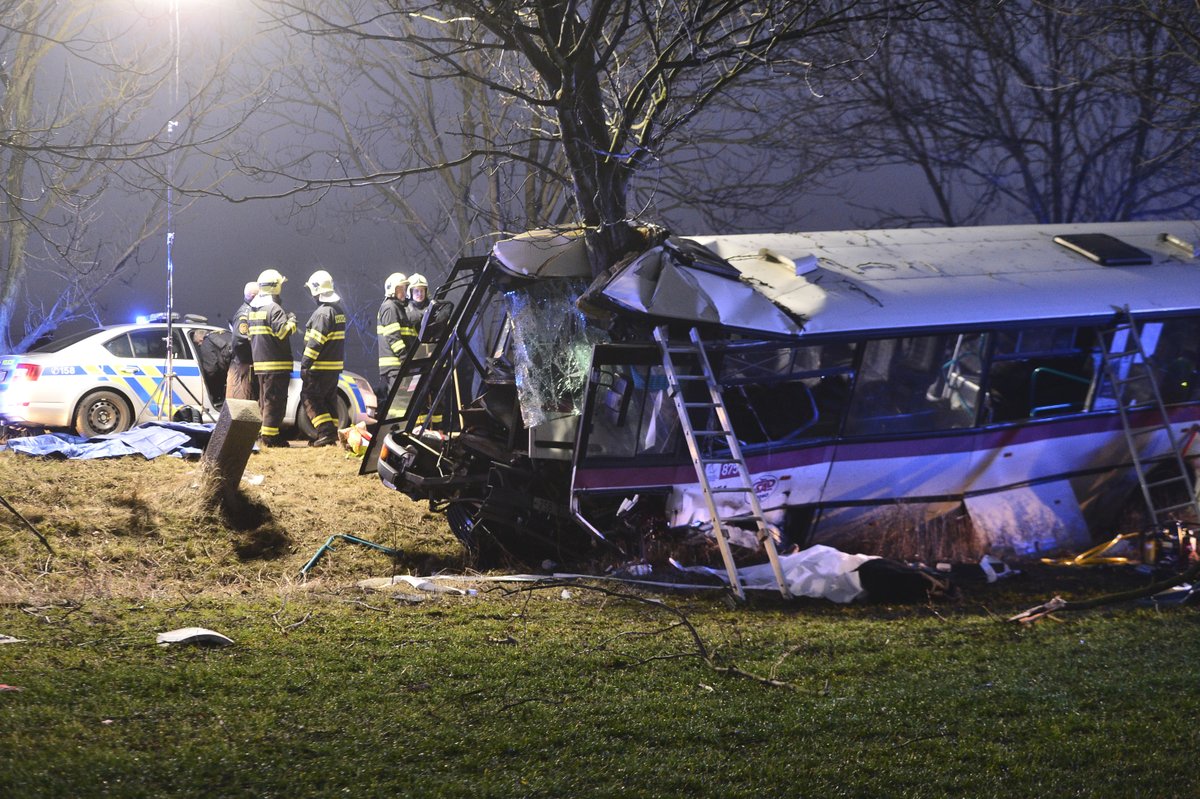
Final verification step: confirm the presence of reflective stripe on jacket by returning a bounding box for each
[249,301,296,372]
[377,297,416,370]
[302,302,346,371]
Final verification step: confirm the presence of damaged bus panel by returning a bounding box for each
[364,221,1200,590]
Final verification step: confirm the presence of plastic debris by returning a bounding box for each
[1139,583,1196,607]
[392,575,478,596]
[0,634,23,645]
[357,575,477,596]
[339,422,372,457]
[979,555,1019,583]
[156,627,234,647]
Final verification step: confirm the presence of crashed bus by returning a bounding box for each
[363,220,1200,591]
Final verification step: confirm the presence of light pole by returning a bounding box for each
[158,0,181,420]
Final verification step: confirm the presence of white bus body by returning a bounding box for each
[372,220,1200,564]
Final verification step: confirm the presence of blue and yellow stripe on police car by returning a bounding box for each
[80,363,201,416]
[337,374,370,416]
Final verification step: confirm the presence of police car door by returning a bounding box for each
[121,327,208,422]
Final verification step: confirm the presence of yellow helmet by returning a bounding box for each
[384,272,408,297]
[257,268,286,295]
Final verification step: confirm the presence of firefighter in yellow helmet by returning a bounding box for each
[249,268,296,447]
[375,272,417,404]
[300,269,346,447]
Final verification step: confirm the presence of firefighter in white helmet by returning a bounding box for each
[249,268,296,447]
[227,280,260,402]
[407,273,430,313]
[376,272,417,403]
[300,269,345,446]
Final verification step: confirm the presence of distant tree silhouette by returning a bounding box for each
[802,0,1200,226]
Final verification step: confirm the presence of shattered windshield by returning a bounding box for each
[502,279,610,428]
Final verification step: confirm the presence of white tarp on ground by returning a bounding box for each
[677,544,879,603]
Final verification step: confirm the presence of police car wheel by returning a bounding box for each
[75,389,132,438]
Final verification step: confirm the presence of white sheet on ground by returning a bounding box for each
[676,545,879,603]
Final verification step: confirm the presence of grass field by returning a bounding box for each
[2,445,1198,798]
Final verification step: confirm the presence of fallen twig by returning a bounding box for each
[505,580,796,690]
[1009,559,1200,622]
[0,494,53,555]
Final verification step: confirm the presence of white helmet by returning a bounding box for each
[307,269,340,303]
[408,273,429,291]
[385,272,409,297]
[257,268,286,295]
[243,281,260,302]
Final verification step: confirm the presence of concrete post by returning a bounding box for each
[201,399,261,506]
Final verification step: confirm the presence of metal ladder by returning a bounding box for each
[653,326,791,600]
[1097,306,1200,530]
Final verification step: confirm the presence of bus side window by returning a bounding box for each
[584,364,681,459]
[845,335,976,435]
[1152,318,1200,405]
[987,327,1094,421]
[718,343,856,446]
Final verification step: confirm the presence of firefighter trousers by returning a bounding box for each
[257,370,290,442]
[302,370,340,440]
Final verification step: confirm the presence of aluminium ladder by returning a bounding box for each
[653,326,791,600]
[1097,306,1200,531]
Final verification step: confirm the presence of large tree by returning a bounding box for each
[801,0,1200,226]
[247,0,920,274]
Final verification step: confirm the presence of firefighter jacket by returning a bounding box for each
[248,298,296,373]
[377,297,417,371]
[230,301,254,365]
[302,302,346,372]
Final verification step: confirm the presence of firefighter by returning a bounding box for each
[227,281,259,401]
[249,268,296,447]
[300,269,346,447]
[407,273,431,317]
[376,272,417,404]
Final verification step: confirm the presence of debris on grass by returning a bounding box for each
[156,627,234,647]
[357,575,477,596]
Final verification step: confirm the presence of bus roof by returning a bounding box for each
[690,220,1200,336]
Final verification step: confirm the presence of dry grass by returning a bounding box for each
[0,443,464,604]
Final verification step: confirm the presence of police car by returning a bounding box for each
[0,315,376,439]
